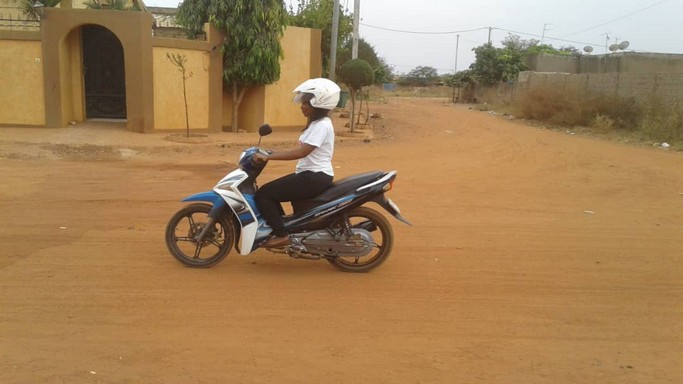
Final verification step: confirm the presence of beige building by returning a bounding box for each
[0,0,322,132]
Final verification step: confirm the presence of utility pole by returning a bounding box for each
[454,34,459,73]
[541,23,552,45]
[329,0,340,80]
[352,0,360,59]
[487,27,492,44]
[452,34,460,104]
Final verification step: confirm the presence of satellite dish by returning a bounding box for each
[609,44,619,52]
[618,40,630,50]
[583,46,593,53]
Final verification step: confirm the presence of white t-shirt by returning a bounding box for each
[296,117,335,176]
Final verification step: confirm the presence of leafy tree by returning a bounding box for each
[447,69,477,103]
[338,38,394,84]
[470,34,584,86]
[287,0,353,78]
[338,58,374,131]
[447,69,476,88]
[469,42,526,86]
[400,66,439,86]
[501,34,537,52]
[176,0,287,132]
[373,57,394,85]
[558,46,581,56]
[21,0,60,21]
[503,34,579,56]
[83,0,142,11]
[175,0,211,38]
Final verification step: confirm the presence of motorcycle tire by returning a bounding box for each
[327,206,394,273]
[165,203,235,267]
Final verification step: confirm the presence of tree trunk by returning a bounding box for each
[356,87,364,125]
[230,84,248,133]
[349,89,356,133]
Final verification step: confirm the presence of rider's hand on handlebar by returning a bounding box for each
[253,152,269,164]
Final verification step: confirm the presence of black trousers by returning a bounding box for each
[255,171,333,237]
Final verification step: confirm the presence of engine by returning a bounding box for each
[296,229,374,257]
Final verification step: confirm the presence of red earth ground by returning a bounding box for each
[1,98,682,383]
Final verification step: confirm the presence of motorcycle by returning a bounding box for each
[165,124,411,272]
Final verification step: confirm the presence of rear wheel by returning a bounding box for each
[327,206,394,273]
[165,203,235,267]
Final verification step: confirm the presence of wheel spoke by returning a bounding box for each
[193,242,204,259]
[326,207,394,272]
[186,215,196,231]
[165,203,235,267]
[207,238,223,248]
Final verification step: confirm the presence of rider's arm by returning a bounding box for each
[256,143,316,162]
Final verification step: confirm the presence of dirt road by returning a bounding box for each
[1,98,682,383]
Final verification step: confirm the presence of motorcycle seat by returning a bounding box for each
[291,171,384,214]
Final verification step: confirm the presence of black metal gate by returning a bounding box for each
[82,25,126,119]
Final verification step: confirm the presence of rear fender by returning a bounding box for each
[371,195,412,225]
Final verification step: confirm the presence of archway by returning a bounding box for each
[82,24,126,119]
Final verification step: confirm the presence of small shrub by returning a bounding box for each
[588,95,640,130]
[518,86,583,124]
[639,99,683,144]
[515,87,641,130]
[591,114,615,133]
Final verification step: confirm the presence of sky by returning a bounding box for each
[144,0,683,75]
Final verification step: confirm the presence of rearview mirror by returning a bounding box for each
[259,124,273,136]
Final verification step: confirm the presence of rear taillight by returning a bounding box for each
[383,179,394,192]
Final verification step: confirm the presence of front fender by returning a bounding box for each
[181,191,222,204]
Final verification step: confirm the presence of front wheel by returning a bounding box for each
[327,206,394,273]
[165,203,235,267]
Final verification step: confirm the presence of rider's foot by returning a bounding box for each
[263,235,291,248]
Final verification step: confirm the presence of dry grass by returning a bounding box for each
[366,85,453,101]
[483,86,682,150]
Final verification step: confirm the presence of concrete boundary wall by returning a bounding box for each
[480,71,683,106]
[0,32,45,126]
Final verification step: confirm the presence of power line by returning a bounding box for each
[559,0,669,38]
[360,23,489,35]
[493,27,603,48]
[361,22,604,49]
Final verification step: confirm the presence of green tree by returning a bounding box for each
[447,69,475,88]
[176,0,287,132]
[83,0,141,11]
[287,0,353,79]
[469,41,526,86]
[175,0,211,38]
[447,69,477,103]
[21,0,60,21]
[469,34,584,86]
[400,66,439,86]
[504,34,580,57]
[373,57,394,85]
[338,38,394,84]
[338,58,374,132]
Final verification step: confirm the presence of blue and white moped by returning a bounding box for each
[165,124,410,272]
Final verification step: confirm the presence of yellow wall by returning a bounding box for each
[0,39,45,126]
[153,47,210,130]
[0,17,319,132]
[265,26,323,130]
[59,29,85,125]
[222,26,322,132]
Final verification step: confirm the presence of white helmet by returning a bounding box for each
[292,78,341,110]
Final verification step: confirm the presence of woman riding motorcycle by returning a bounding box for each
[253,78,341,248]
